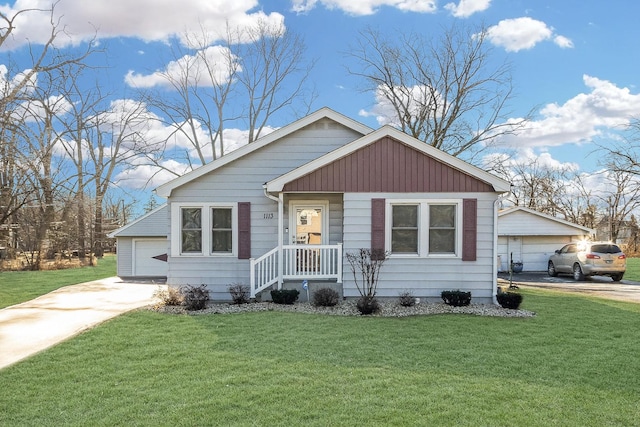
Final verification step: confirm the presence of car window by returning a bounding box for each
[564,245,577,254]
[590,244,622,254]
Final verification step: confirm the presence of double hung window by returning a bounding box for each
[174,204,237,256]
[388,201,460,257]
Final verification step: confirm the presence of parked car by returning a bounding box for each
[548,242,626,281]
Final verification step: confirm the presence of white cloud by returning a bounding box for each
[553,35,574,49]
[0,0,284,50]
[125,46,238,89]
[484,17,572,52]
[291,0,436,16]
[495,75,640,148]
[444,0,491,18]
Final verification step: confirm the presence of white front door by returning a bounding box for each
[289,201,328,245]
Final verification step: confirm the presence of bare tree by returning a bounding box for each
[133,19,316,180]
[347,24,529,159]
[597,166,640,242]
[0,3,95,265]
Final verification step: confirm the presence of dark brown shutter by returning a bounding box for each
[371,198,386,260]
[462,199,477,261]
[238,202,251,259]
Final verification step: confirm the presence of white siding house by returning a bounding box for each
[111,108,511,303]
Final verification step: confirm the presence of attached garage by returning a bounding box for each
[498,207,595,272]
[108,205,168,279]
[132,238,169,277]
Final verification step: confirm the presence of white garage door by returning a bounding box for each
[133,239,168,277]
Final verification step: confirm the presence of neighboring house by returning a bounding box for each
[594,217,636,245]
[110,107,511,303]
[497,206,595,272]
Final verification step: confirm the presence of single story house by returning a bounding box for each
[110,107,511,303]
[497,206,595,272]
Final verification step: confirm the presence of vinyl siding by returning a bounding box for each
[116,237,133,276]
[343,192,498,302]
[499,210,592,236]
[167,122,360,300]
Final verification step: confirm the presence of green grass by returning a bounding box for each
[624,257,640,281]
[1,289,639,426]
[0,255,116,309]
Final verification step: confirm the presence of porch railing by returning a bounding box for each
[250,243,343,298]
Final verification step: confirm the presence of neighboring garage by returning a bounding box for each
[108,205,168,279]
[498,206,595,272]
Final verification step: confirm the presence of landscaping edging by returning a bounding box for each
[153,300,535,318]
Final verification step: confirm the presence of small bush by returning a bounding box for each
[228,283,250,305]
[181,284,210,310]
[441,290,472,307]
[398,290,416,307]
[356,295,380,315]
[497,292,523,309]
[153,286,183,307]
[270,288,300,305]
[312,287,340,307]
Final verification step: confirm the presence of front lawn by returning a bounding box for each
[624,257,640,281]
[1,289,638,426]
[0,255,116,309]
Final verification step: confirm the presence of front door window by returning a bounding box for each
[292,205,325,245]
[290,202,327,273]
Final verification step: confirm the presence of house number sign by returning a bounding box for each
[263,213,274,219]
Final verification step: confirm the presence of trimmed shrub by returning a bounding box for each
[153,286,183,307]
[398,290,416,307]
[228,283,250,305]
[270,289,300,305]
[312,287,340,307]
[356,295,380,315]
[441,290,472,307]
[181,284,210,310]
[496,292,523,309]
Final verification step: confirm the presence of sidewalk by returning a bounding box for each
[0,277,166,369]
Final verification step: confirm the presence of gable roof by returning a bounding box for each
[265,125,511,193]
[107,204,167,238]
[154,107,373,198]
[498,206,595,235]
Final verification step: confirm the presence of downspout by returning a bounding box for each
[263,185,284,289]
[493,189,511,304]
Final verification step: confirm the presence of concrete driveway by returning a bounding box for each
[498,271,640,304]
[0,277,166,370]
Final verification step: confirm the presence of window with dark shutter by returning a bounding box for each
[238,202,251,259]
[371,198,385,260]
[462,199,477,261]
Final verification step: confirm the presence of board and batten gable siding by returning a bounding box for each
[166,120,361,300]
[283,136,494,193]
[342,192,498,301]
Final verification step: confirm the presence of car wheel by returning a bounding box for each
[573,263,585,281]
[611,273,624,282]
[548,261,558,277]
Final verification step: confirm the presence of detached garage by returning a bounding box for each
[108,204,168,279]
[498,206,595,272]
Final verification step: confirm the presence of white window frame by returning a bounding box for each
[171,202,238,257]
[385,199,462,258]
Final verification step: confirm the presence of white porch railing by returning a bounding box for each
[250,243,343,298]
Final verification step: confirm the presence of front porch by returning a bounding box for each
[250,244,343,298]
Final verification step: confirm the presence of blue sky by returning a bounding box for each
[2,0,639,209]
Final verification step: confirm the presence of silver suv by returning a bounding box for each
[548,242,626,281]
